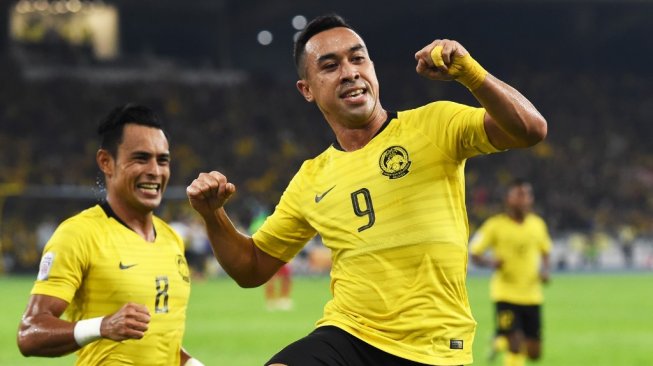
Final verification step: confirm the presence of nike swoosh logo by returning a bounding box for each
[119,262,138,270]
[315,185,336,203]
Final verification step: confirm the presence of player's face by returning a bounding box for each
[105,124,170,214]
[506,183,533,214]
[296,27,381,128]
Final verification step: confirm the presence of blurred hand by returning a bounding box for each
[101,303,150,341]
[540,269,551,284]
[492,258,503,270]
[186,171,236,218]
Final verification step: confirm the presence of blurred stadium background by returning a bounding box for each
[0,0,652,364]
[1,0,652,275]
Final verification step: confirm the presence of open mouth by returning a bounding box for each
[137,182,161,194]
[340,88,367,99]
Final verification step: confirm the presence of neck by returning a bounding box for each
[330,109,387,151]
[106,198,156,242]
[508,209,527,223]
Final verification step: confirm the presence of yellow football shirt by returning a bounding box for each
[470,213,552,305]
[31,204,190,366]
[253,101,498,365]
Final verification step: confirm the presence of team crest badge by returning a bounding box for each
[379,146,411,179]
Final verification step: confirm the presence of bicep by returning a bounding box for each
[20,294,70,329]
[18,294,73,355]
[253,244,288,284]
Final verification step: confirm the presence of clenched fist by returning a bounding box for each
[186,171,237,218]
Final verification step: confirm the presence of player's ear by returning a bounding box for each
[296,79,314,102]
[96,149,114,176]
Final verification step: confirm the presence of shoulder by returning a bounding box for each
[484,213,507,227]
[41,206,106,258]
[397,101,477,120]
[55,205,106,235]
[292,148,334,181]
[153,217,185,246]
[527,213,547,226]
[528,214,550,233]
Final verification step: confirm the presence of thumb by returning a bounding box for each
[223,183,237,201]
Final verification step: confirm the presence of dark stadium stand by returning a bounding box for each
[1,0,652,273]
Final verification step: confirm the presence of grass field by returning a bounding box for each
[2,272,652,365]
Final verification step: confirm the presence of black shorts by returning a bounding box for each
[265,326,444,366]
[495,302,542,340]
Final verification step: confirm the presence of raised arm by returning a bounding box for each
[186,171,285,288]
[415,39,547,150]
[18,294,150,357]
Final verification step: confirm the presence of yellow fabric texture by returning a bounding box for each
[470,213,552,304]
[254,101,499,365]
[32,205,190,365]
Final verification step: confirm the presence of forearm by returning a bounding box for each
[541,253,551,275]
[472,75,547,148]
[471,254,498,269]
[18,315,79,357]
[202,208,266,287]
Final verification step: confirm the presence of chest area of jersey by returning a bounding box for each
[305,134,454,232]
[493,221,542,254]
[85,229,190,309]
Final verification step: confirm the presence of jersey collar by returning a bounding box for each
[100,201,157,238]
[332,111,397,151]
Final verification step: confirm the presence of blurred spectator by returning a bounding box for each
[2,24,653,272]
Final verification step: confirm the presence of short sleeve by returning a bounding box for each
[31,218,91,303]
[469,220,494,256]
[399,101,500,161]
[252,170,317,262]
[539,219,553,254]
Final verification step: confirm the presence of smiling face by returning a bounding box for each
[98,123,170,216]
[296,27,381,128]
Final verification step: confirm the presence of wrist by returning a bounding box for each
[430,46,488,90]
[73,317,103,347]
[454,54,488,91]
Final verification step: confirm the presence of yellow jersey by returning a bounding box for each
[31,203,191,365]
[470,212,552,305]
[253,101,498,365]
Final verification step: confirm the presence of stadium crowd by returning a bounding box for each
[1,49,652,274]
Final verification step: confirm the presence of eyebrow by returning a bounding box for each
[316,44,366,64]
[131,151,170,159]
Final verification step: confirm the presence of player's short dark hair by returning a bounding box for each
[504,177,533,197]
[293,13,355,78]
[508,177,530,188]
[97,103,166,157]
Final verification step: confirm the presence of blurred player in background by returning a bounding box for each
[187,13,547,366]
[17,104,203,366]
[470,178,551,366]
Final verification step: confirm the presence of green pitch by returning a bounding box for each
[2,273,651,365]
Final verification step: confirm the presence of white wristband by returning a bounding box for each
[73,317,103,347]
[184,358,205,366]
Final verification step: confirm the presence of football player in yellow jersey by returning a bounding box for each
[187,14,547,366]
[18,104,203,366]
[470,179,551,366]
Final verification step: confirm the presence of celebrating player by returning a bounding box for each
[17,104,203,366]
[187,14,547,366]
